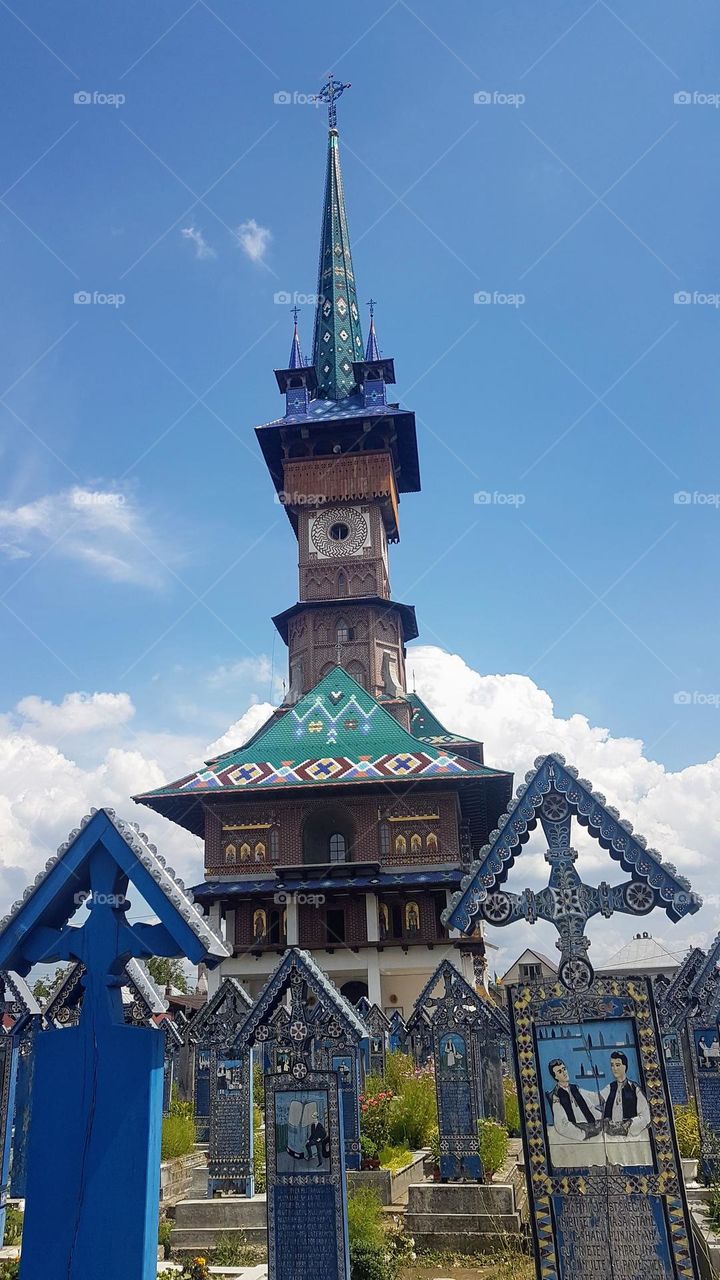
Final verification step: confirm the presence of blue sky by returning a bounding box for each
[0,0,719,796]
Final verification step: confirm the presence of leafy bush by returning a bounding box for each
[158,1217,173,1259]
[384,1051,414,1095]
[387,1071,437,1149]
[361,1134,378,1160]
[378,1144,412,1173]
[3,1205,22,1246]
[503,1076,521,1137]
[0,1263,19,1280]
[178,1260,210,1280]
[347,1186,385,1252]
[212,1232,255,1265]
[478,1119,509,1180]
[673,1103,700,1160]
[427,1126,440,1167]
[253,1062,265,1111]
[363,1071,386,1097]
[349,1239,396,1280]
[169,1086,194,1121]
[360,1087,394,1149]
[161,1112,196,1160]
[253,1126,266,1194]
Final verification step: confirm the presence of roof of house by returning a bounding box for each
[136,666,509,833]
[499,947,559,981]
[406,692,479,748]
[599,933,681,973]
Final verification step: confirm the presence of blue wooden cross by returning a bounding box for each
[0,808,229,1280]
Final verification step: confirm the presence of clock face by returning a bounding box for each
[309,506,369,558]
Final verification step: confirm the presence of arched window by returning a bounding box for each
[254,841,266,860]
[379,822,391,857]
[269,827,280,859]
[347,660,366,689]
[410,833,422,855]
[336,620,354,644]
[225,844,237,864]
[240,843,252,862]
[426,832,438,854]
[329,832,347,863]
[337,570,348,597]
[395,834,407,857]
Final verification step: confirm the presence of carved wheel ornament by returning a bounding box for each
[310,507,368,558]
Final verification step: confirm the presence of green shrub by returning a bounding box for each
[387,1071,437,1149]
[253,1127,266,1194]
[478,1119,509,1180]
[427,1126,440,1167]
[158,1216,173,1259]
[169,1086,194,1121]
[378,1144,412,1173]
[361,1134,378,1160]
[3,1205,23,1246]
[360,1086,394,1149]
[253,1062,265,1111]
[673,1103,700,1160]
[0,1263,19,1280]
[161,1112,196,1160]
[212,1232,250,1265]
[349,1238,396,1280]
[384,1051,414,1095]
[347,1186,385,1252]
[503,1076,521,1137]
[363,1071,385,1096]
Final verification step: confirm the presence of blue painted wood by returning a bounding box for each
[0,1035,19,1243]
[9,1020,38,1198]
[0,809,228,1280]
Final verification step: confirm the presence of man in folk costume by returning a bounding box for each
[599,1051,651,1137]
[547,1059,602,1141]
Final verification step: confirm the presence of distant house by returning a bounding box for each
[500,948,559,985]
[599,932,680,980]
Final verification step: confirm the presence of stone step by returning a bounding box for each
[406,1211,522,1235]
[174,1196,267,1229]
[406,1182,517,1216]
[170,1226,267,1252]
[403,1228,523,1255]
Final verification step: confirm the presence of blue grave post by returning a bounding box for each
[0,808,229,1280]
[234,946,360,1280]
[444,753,702,1280]
[3,972,41,1204]
[187,976,254,1197]
[387,1009,407,1054]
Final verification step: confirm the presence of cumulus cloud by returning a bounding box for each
[0,647,716,977]
[0,488,174,588]
[235,218,271,264]
[180,226,216,260]
[15,692,135,738]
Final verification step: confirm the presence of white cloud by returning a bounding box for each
[235,218,271,264]
[0,649,717,980]
[206,701,275,760]
[0,487,175,588]
[15,692,135,738]
[181,226,216,260]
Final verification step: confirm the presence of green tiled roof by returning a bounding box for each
[137,667,502,801]
[406,692,478,746]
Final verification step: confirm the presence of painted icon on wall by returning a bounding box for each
[253,908,267,944]
[440,1031,466,1073]
[274,1089,331,1174]
[217,1058,243,1092]
[537,1017,653,1171]
[694,1026,720,1071]
[662,1033,680,1063]
[405,901,420,936]
[378,903,389,940]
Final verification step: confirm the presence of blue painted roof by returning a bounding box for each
[191,868,464,900]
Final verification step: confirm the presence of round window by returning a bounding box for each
[329,522,350,542]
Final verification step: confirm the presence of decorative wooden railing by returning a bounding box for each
[282,450,400,534]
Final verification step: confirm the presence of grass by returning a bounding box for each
[379,1144,413,1173]
[161,1112,196,1160]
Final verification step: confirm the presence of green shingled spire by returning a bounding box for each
[312,85,364,400]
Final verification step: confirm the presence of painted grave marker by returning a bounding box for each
[188,976,254,1196]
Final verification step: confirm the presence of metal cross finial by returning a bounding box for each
[291,305,300,325]
[316,74,351,130]
[367,297,377,319]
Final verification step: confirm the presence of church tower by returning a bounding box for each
[136,80,513,1014]
[257,78,420,710]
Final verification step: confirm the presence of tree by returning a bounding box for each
[32,965,71,1002]
[144,956,189,994]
